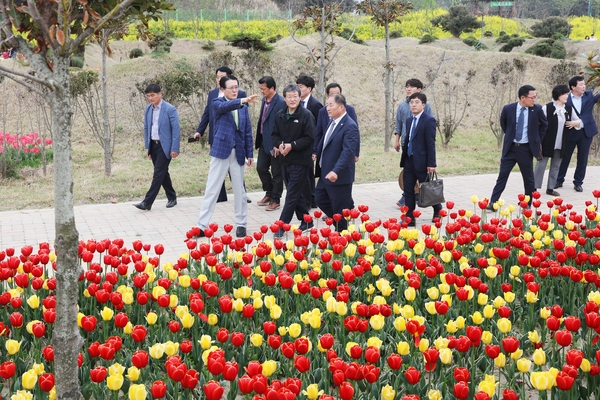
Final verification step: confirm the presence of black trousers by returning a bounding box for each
[144,140,176,206]
[279,164,310,224]
[490,144,535,204]
[403,156,441,222]
[556,133,593,187]
[256,146,283,202]
[315,179,354,232]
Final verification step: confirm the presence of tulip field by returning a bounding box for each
[3,193,600,400]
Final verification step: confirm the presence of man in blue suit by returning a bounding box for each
[400,92,441,227]
[555,76,600,192]
[134,84,180,211]
[195,66,249,203]
[313,83,359,162]
[196,75,259,238]
[487,85,548,211]
[314,94,359,232]
[255,76,287,211]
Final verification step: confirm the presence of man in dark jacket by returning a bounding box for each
[271,84,316,238]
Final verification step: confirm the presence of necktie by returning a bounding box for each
[320,120,336,167]
[301,100,306,108]
[515,107,525,142]
[407,118,417,156]
[260,100,270,135]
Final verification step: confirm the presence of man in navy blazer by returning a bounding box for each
[196,75,259,238]
[556,75,600,192]
[488,85,548,211]
[314,94,359,232]
[400,92,441,227]
[195,66,248,202]
[134,84,180,211]
[255,76,287,211]
[314,83,360,161]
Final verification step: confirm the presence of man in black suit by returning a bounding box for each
[487,85,548,211]
[297,75,323,208]
[400,93,441,227]
[314,94,359,232]
[314,83,360,162]
[555,75,600,192]
[195,66,250,203]
[255,76,287,212]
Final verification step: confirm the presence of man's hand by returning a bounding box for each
[273,147,280,157]
[170,152,179,159]
[244,95,260,104]
[427,167,436,173]
[247,158,254,166]
[325,171,338,182]
[394,136,401,152]
[355,156,359,163]
[279,143,292,156]
[312,153,317,161]
[194,132,201,139]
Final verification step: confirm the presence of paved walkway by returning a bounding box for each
[1,167,599,263]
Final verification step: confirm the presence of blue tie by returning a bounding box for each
[515,107,525,142]
[408,118,417,156]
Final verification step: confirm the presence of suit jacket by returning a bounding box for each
[255,93,286,152]
[314,114,359,185]
[400,112,437,173]
[144,100,180,159]
[209,97,253,166]
[314,105,360,157]
[500,102,547,158]
[305,95,323,121]
[197,87,247,145]
[566,90,600,138]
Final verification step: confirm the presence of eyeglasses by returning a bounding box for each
[525,95,537,100]
[409,101,423,105]
[225,86,239,90]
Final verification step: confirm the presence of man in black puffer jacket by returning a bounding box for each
[271,84,316,238]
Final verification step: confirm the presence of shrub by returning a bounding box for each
[499,37,525,52]
[419,33,437,44]
[70,56,84,68]
[484,30,493,37]
[129,48,144,59]
[148,32,174,53]
[201,40,215,51]
[267,34,283,43]
[546,60,580,88]
[525,38,566,59]
[390,30,402,39]
[531,17,570,38]
[225,32,273,51]
[430,5,479,38]
[462,36,487,50]
[496,34,510,44]
[339,27,366,45]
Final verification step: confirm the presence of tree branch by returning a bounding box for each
[289,24,318,65]
[26,0,52,49]
[0,70,47,98]
[0,61,54,90]
[70,0,136,51]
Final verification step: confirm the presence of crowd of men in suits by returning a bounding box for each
[134,67,600,235]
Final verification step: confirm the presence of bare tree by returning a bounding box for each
[0,1,172,398]
[291,2,358,103]
[356,0,413,151]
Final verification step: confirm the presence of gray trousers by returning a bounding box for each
[534,149,562,190]
[197,149,247,229]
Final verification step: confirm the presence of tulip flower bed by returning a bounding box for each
[3,193,600,400]
[0,132,53,178]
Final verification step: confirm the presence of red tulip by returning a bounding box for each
[242,303,255,318]
[362,364,380,383]
[216,328,229,343]
[501,336,520,354]
[88,341,100,358]
[387,353,403,370]
[38,373,55,392]
[245,360,263,377]
[80,315,97,332]
[267,334,282,349]
[454,381,470,399]
[454,367,470,382]
[131,350,149,369]
[42,345,54,362]
[238,374,254,394]
[295,337,310,355]
[182,369,199,389]
[293,355,310,373]
[98,343,115,360]
[555,330,573,347]
[556,371,575,391]
[90,366,107,382]
[203,380,224,400]
[9,312,23,327]
[564,316,581,332]
[565,349,584,368]
[262,321,276,335]
[252,374,268,394]
[151,380,167,398]
[131,325,147,342]
[474,392,491,400]
[0,361,16,379]
[166,362,187,382]
[339,381,355,400]
[231,332,245,347]
[404,366,421,384]
[364,346,380,364]
[502,389,519,400]
[280,342,295,359]
[222,361,239,381]
[180,340,193,353]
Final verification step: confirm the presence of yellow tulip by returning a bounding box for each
[369,314,385,330]
[504,291,515,303]
[207,314,219,325]
[122,292,133,305]
[438,283,450,294]
[397,341,410,355]
[288,323,302,338]
[510,265,521,277]
[262,360,277,377]
[494,353,506,368]
[149,343,165,359]
[180,312,195,328]
[471,312,484,325]
[253,297,264,309]
[526,290,539,303]
[49,387,56,400]
[441,294,453,307]
[540,307,551,319]
[250,334,263,347]
[493,296,506,308]
[427,287,439,300]
[440,251,452,263]
[478,375,498,397]
[21,369,37,390]
[109,363,125,376]
[517,358,531,373]
[434,337,449,349]
[145,312,157,325]
[483,305,495,319]
[418,338,430,352]
[151,286,165,299]
[178,275,190,288]
[402,305,415,318]
[31,363,44,375]
[232,298,244,312]
[481,331,493,344]
[446,320,458,333]
[530,371,554,390]
[278,326,288,336]
[581,358,591,373]
[484,266,498,279]
[127,366,140,381]
[6,339,20,355]
[381,385,395,400]
[335,301,348,316]
[477,293,488,305]
[302,383,324,400]
[455,316,466,329]
[474,243,484,253]
[367,336,383,349]
[100,306,114,321]
[169,295,178,308]
[164,341,179,356]
[27,295,40,309]
[439,348,453,364]
[428,389,442,400]
[497,318,512,333]
[107,374,124,391]
[533,348,546,366]
[511,348,523,360]
[128,383,147,400]
[404,287,416,301]
[345,341,359,356]
[124,322,133,334]
[371,265,382,277]
[424,302,437,315]
[11,390,33,400]
[264,295,276,309]
[199,335,213,350]
[270,304,282,320]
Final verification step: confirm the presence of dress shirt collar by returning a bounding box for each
[301,93,311,107]
[152,99,163,110]
[331,112,347,126]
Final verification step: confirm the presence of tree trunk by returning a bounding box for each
[318,5,327,103]
[101,35,112,176]
[49,54,83,400]
[384,22,391,152]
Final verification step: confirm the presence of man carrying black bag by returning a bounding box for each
[400,92,442,227]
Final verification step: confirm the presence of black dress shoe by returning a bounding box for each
[575,185,583,192]
[217,198,227,203]
[546,189,560,196]
[166,199,177,208]
[134,202,151,211]
[555,183,563,188]
[247,198,252,203]
[236,227,247,237]
[407,222,416,228]
[196,229,206,238]
[486,204,495,212]
[299,222,314,231]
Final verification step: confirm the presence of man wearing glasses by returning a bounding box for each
[196,75,259,238]
[487,85,548,211]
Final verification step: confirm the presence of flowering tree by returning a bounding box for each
[0,0,171,398]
